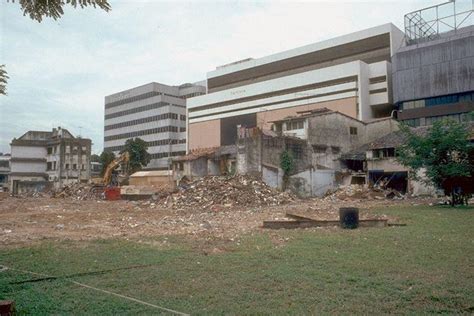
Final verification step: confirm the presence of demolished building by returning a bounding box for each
[237,108,399,197]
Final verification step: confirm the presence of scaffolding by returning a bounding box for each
[405,0,473,45]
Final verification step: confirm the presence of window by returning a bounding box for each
[65,164,70,170]
[180,115,186,121]
[65,145,70,154]
[178,162,184,171]
[403,118,420,127]
[81,164,86,171]
[331,146,341,154]
[53,161,57,170]
[312,145,327,153]
[373,148,395,158]
[73,164,77,170]
[287,143,303,159]
[47,147,53,155]
[350,127,358,135]
[47,162,52,170]
[287,120,304,131]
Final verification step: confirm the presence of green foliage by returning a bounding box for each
[90,154,100,163]
[280,150,295,176]
[8,0,111,22]
[397,118,473,204]
[0,65,8,96]
[121,138,151,174]
[99,151,115,176]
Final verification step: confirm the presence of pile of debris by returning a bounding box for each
[324,184,405,201]
[163,175,295,210]
[51,183,98,200]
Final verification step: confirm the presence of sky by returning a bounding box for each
[0,0,436,154]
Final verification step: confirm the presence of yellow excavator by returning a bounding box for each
[102,151,130,186]
[90,151,130,197]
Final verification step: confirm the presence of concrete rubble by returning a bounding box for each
[162,175,296,210]
[323,184,406,201]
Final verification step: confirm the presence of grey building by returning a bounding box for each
[393,1,474,126]
[0,154,10,191]
[104,82,206,170]
[10,127,92,194]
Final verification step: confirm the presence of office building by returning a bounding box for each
[187,23,405,151]
[104,82,206,169]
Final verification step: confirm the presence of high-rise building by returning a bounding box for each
[187,24,404,151]
[104,82,206,169]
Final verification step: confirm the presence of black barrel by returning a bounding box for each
[339,207,359,229]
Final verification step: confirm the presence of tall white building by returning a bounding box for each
[104,82,206,169]
[187,24,404,151]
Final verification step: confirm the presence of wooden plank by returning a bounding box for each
[285,212,317,221]
[263,219,389,229]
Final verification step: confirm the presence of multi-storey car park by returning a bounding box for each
[186,23,405,151]
[393,1,474,127]
[104,82,205,170]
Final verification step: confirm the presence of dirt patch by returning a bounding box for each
[0,190,433,247]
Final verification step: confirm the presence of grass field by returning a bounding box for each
[1,204,473,315]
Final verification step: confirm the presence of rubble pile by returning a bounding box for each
[324,184,405,201]
[163,175,295,210]
[51,183,99,200]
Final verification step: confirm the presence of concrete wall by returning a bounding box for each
[256,97,357,130]
[188,119,221,151]
[11,146,46,158]
[392,26,474,103]
[311,169,336,197]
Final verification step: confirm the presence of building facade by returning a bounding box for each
[10,127,92,194]
[0,154,10,191]
[104,82,206,170]
[393,2,474,126]
[187,23,404,151]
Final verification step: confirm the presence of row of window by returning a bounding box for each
[104,113,184,131]
[105,102,185,119]
[373,148,395,158]
[286,121,304,131]
[105,91,186,109]
[150,151,186,159]
[47,145,88,155]
[104,126,185,142]
[104,139,186,152]
[47,162,87,171]
[403,112,473,127]
[400,92,474,110]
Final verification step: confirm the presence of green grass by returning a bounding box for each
[1,205,473,315]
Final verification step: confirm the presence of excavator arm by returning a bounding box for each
[102,151,130,186]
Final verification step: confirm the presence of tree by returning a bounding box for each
[121,138,151,174]
[2,1,111,95]
[397,118,473,206]
[8,0,111,22]
[0,65,8,96]
[90,154,100,162]
[99,150,115,176]
[280,150,295,191]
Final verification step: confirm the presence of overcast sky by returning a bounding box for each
[0,0,434,154]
